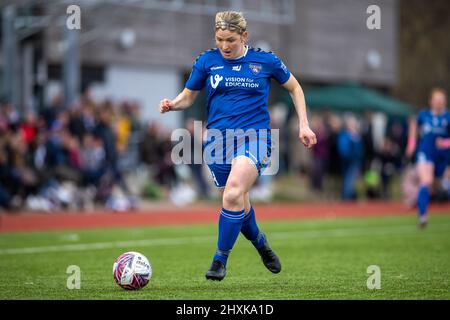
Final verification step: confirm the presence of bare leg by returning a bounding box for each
[416,162,434,228]
[222,157,258,211]
[206,157,258,280]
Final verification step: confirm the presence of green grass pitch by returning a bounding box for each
[0,214,449,299]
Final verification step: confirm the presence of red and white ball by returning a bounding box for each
[113,251,152,290]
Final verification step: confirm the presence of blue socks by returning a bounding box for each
[213,208,245,266]
[241,207,266,249]
[213,207,267,266]
[417,185,430,219]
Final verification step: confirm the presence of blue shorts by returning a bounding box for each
[417,149,450,178]
[203,129,272,188]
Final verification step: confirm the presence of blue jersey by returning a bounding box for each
[417,109,450,155]
[416,109,450,177]
[185,46,291,132]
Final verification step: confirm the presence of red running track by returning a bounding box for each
[0,202,449,233]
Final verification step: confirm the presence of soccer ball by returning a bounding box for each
[113,251,152,290]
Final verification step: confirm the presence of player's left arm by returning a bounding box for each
[436,137,450,149]
[436,114,450,149]
[282,74,317,148]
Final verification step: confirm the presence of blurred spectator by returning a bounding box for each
[309,115,330,192]
[378,136,401,198]
[41,93,64,129]
[2,102,21,130]
[441,168,450,201]
[386,118,407,168]
[80,133,106,187]
[270,103,290,174]
[288,114,311,174]
[68,102,89,142]
[93,102,135,206]
[94,102,118,171]
[139,121,176,188]
[322,113,343,198]
[116,101,132,154]
[129,101,142,133]
[337,114,364,200]
[139,121,162,166]
[81,103,97,133]
[0,150,12,209]
[185,118,210,199]
[19,111,38,144]
[324,112,342,177]
[361,112,375,172]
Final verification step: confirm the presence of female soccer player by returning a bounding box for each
[159,11,317,280]
[406,88,450,229]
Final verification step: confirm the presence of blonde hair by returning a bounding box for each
[430,87,447,98]
[215,11,247,34]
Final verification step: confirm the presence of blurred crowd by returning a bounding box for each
[1,93,449,212]
[0,91,177,212]
[278,109,450,204]
[299,112,407,201]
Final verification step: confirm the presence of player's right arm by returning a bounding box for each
[159,88,200,113]
[160,51,208,114]
[406,115,418,158]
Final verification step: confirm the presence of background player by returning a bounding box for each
[406,88,450,228]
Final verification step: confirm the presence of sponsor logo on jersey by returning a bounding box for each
[210,66,224,71]
[232,65,242,72]
[210,74,224,89]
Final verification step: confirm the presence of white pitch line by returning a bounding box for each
[269,223,450,240]
[0,237,208,255]
[0,223,449,255]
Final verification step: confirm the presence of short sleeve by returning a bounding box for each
[446,112,450,134]
[417,110,426,126]
[270,53,291,85]
[185,53,208,91]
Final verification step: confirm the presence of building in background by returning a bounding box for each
[1,0,398,129]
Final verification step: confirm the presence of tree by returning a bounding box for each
[393,0,450,108]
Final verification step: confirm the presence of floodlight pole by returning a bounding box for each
[63,26,80,109]
[2,5,20,109]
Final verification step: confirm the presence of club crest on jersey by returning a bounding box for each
[249,63,262,75]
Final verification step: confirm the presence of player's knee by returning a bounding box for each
[419,177,433,187]
[223,185,245,208]
[422,180,432,187]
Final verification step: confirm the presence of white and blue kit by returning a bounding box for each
[416,109,450,178]
[185,46,291,187]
